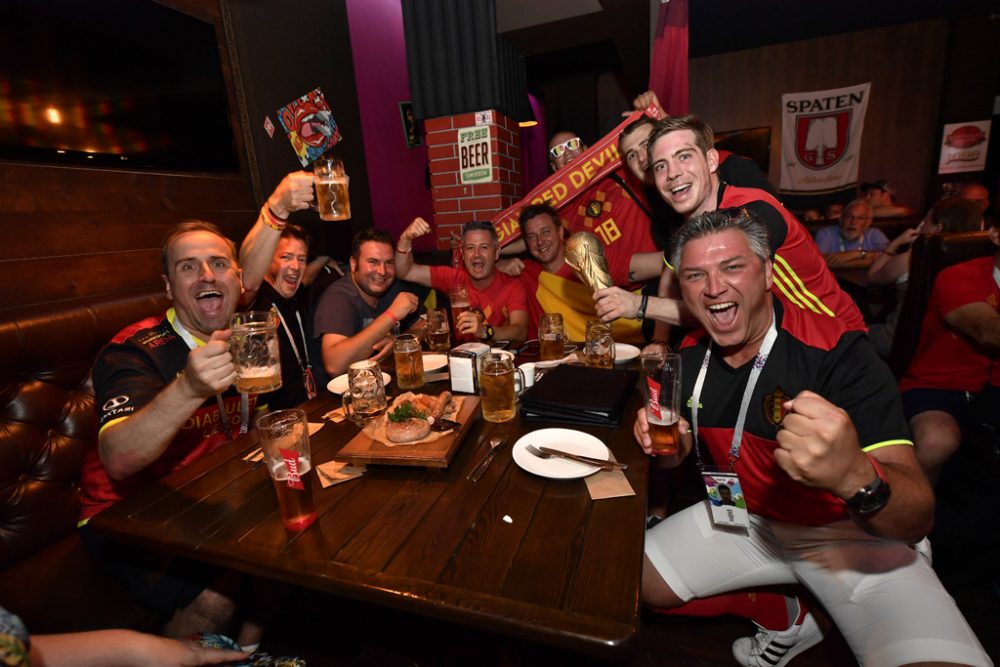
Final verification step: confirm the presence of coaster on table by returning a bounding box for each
[584,453,634,500]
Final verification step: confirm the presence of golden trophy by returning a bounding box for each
[564,231,613,291]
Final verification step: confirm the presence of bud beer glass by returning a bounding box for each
[230,311,282,393]
[644,353,682,455]
[313,156,351,221]
[257,409,317,531]
[539,313,565,361]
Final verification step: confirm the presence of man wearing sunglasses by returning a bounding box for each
[548,132,586,171]
[538,130,663,294]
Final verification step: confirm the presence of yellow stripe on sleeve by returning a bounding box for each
[97,415,130,438]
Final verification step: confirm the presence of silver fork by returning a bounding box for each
[525,444,626,470]
[468,437,506,482]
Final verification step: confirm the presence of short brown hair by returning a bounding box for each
[351,228,394,260]
[647,115,715,156]
[160,220,237,276]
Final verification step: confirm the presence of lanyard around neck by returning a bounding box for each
[170,311,248,438]
[691,310,778,469]
[273,304,309,371]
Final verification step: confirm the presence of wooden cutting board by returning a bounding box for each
[335,395,481,468]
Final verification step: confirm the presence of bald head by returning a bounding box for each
[959,183,989,212]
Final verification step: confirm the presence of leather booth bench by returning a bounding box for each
[0,287,168,633]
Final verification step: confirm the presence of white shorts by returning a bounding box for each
[645,502,992,667]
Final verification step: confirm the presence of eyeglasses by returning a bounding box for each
[548,137,582,159]
[842,215,873,222]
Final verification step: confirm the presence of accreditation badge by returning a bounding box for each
[702,469,750,529]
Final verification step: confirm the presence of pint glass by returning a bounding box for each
[257,409,317,532]
[644,353,682,455]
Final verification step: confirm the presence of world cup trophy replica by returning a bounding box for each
[564,231,613,291]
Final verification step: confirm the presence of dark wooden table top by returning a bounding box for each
[90,375,649,656]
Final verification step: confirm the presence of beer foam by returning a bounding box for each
[240,366,278,378]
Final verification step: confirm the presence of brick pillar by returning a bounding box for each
[424,110,523,250]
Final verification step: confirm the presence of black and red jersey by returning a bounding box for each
[80,311,257,521]
[679,301,911,526]
[718,183,866,335]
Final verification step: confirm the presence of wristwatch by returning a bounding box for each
[484,323,495,340]
[845,454,891,515]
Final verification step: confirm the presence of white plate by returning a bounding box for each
[327,372,391,395]
[422,354,449,372]
[615,343,641,364]
[512,428,610,479]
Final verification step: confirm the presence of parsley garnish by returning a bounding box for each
[388,401,428,423]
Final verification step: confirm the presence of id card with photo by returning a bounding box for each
[703,470,750,529]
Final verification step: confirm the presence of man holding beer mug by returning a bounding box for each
[313,229,423,377]
[632,210,989,666]
[395,218,529,345]
[80,221,271,645]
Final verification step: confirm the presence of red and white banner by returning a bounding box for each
[491,110,646,247]
[779,83,870,194]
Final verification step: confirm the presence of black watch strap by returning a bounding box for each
[845,454,891,515]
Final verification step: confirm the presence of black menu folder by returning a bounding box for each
[520,364,639,427]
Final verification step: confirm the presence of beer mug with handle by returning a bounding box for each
[480,353,525,423]
[343,359,387,426]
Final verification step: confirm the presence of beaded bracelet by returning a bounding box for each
[261,205,287,231]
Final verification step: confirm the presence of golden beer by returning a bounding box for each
[647,411,680,455]
[426,329,450,352]
[584,320,614,368]
[394,334,424,389]
[315,178,351,221]
[270,462,317,531]
[480,368,516,422]
[539,334,564,361]
[585,348,614,368]
[230,314,282,393]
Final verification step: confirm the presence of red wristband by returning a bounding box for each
[384,311,398,325]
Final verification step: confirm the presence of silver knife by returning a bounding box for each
[539,446,627,470]
[468,437,506,482]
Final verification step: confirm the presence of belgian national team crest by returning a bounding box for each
[763,387,789,429]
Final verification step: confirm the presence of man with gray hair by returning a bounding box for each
[636,208,990,667]
[813,198,889,269]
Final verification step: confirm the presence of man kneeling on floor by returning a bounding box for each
[634,209,990,666]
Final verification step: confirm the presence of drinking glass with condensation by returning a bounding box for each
[312,156,351,221]
[425,308,451,352]
[257,409,317,531]
[480,353,525,423]
[230,311,282,393]
[584,319,615,368]
[644,353,682,455]
[539,313,565,361]
[343,360,387,426]
[394,334,425,389]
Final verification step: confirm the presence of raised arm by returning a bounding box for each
[628,250,667,283]
[239,171,314,293]
[774,390,934,542]
[866,228,918,285]
[321,292,419,377]
[394,217,434,286]
[99,331,236,481]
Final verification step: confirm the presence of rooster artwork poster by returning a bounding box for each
[277,87,342,166]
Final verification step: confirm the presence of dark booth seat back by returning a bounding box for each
[888,231,996,378]
[0,288,167,569]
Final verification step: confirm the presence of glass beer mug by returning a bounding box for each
[539,313,565,361]
[312,156,351,221]
[230,311,282,393]
[480,353,525,423]
[343,360,387,426]
[584,320,615,368]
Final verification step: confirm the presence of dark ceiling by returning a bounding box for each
[503,0,1000,94]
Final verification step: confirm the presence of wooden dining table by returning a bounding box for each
[89,363,650,657]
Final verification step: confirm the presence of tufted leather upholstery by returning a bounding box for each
[0,287,167,632]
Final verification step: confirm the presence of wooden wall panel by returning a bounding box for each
[0,0,257,312]
[690,20,948,212]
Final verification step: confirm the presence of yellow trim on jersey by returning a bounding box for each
[772,254,836,318]
[862,439,914,452]
[166,307,207,346]
[97,415,130,438]
[77,517,91,528]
